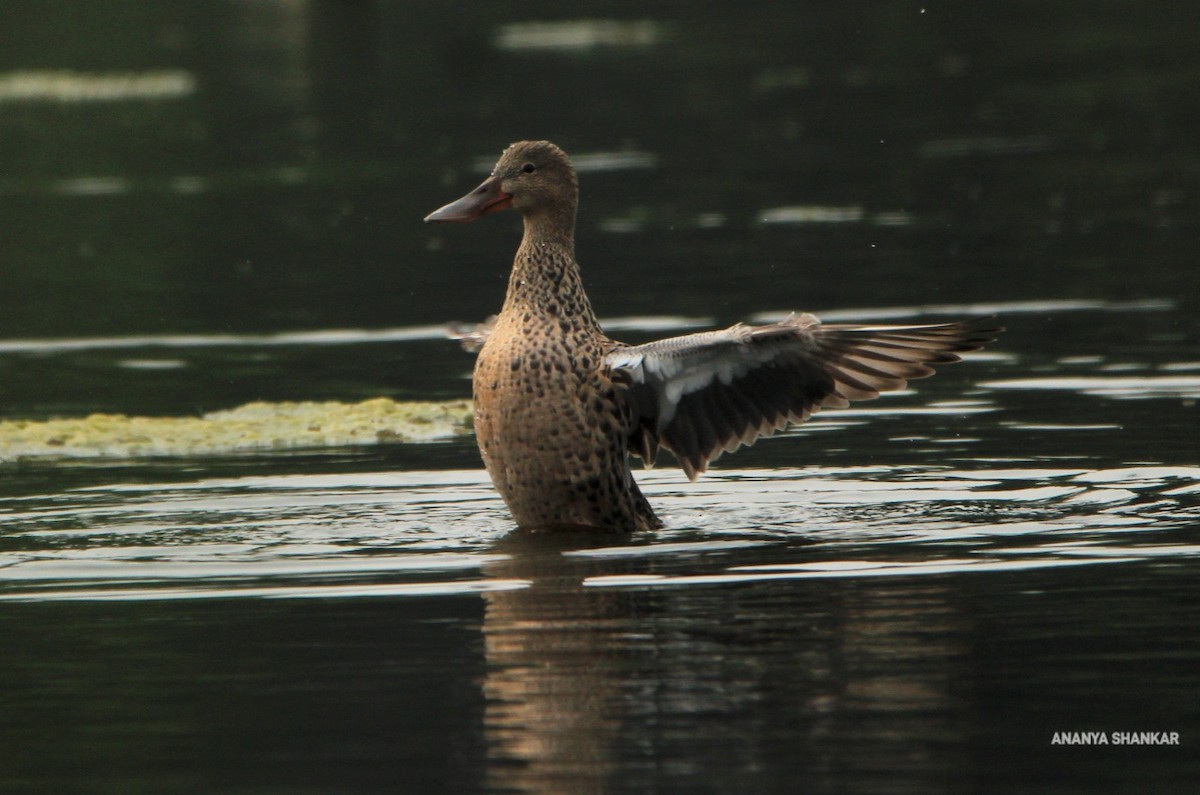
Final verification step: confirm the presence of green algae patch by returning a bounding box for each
[0,398,473,461]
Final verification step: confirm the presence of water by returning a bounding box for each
[3,2,1200,793]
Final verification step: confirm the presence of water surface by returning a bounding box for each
[3,2,1199,793]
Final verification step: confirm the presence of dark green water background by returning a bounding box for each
[2,2,1199,793]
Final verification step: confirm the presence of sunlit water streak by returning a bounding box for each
[493,20,662,52]
[751,297,1175,324]
[0,69,196,103]
[983,375,1200,400]
[1,464,1195,602]
[0,315,710,355]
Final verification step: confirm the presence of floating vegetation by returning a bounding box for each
[0,398,473,461]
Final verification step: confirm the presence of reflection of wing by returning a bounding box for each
[606,313,1002,479]
[448,315,497,353]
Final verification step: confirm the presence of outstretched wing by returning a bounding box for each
[606,313,1001,479]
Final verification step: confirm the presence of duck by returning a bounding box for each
[425,140,1001,532]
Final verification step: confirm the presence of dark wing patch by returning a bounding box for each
[607,313,1001,479]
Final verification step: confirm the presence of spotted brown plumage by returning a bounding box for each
[426,141,1002,532]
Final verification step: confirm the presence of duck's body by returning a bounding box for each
[427,141,1000,532]
[471,231,659,530]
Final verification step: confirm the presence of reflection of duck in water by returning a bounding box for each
[481,530,632,795]
[479,531,972,793]
[426,141,1001,532]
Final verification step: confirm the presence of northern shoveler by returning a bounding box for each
[426,140,1000,531]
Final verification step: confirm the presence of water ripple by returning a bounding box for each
[1,464,1194,602]
[982,375,1200,400]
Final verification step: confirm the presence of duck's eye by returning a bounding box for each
[521,163,537,174]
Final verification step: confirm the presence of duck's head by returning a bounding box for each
[424,140,578,224]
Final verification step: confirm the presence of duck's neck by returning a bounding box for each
[501,212,602,334]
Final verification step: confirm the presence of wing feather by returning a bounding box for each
[607,313,1001,480]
